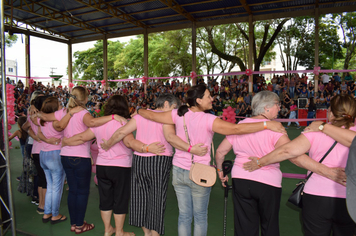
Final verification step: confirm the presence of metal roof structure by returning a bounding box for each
[3,0,356,44]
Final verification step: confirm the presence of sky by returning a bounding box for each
[5,34,133,80]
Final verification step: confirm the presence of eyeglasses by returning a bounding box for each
[275,102,281,108]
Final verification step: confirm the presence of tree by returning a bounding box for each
[73,40,125,82]
[5,33,18,47]
[197,24,239,80]
[336,12,356,71]
[205,19,288,73]
[114,31,193,79]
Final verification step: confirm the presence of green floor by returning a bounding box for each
[6,125,306,236]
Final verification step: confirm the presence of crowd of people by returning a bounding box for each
[7,71,356,236]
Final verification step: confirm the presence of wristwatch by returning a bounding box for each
[318,122,326,132]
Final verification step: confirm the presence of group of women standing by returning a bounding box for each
[26,83,356,236]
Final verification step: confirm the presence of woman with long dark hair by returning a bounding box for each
[306,97,316,126]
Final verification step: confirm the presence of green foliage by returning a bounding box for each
[114,31,193,78]
[203,19,287,72]
[73,40,125,82]
[5,33,18,47]
[72,14,356,81]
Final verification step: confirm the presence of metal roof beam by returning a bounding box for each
[73,0,147,29]
[4,0,105,36]
[239,0,252,15]
[4,25,69,44]
[158,0,195,22]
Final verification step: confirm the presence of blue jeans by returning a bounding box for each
[172,165,211,236]
[40,150,65,216]
[307,111,315,126]
[287,111,300,127]
[61,156,92,226]
[290,87,295,99]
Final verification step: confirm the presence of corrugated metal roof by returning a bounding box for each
[3,0,356,44]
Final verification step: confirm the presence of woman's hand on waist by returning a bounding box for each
[190,143,208,156]
[243,156,261,172]
[147,142,166,155]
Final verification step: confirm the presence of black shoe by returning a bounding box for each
[37,207,44,214]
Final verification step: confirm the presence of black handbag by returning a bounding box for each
[288,141,337,208]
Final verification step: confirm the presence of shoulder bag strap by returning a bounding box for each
[305,141,338,181]
[183,115,194,163]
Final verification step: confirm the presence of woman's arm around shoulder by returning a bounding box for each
[212,118,286,136]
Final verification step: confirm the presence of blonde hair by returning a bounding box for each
[330,94,356,129]
[67,86,88,112]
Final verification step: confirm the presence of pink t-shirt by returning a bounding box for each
[133,111,173,157]
[302,125,356,198]
[60,110,91,158]
[29,116,41,154]
[171,109,217,170]
[290,104,297,111]
[39,109,65,151]
[91,120,132,167]
[227,118,284,188]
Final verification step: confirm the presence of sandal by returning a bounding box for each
[51,215,67,224]
[42,215,51,223]
[75,222,95,234]
[71,224,76,232]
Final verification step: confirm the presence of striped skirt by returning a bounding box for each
[129,154,173,235]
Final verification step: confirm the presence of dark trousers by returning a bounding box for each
[61,156,92,226]
[302,193,356,236]
[232,178,281,236]
[32,154,47,188]
[307,111,315,126]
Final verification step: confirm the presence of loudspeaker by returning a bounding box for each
[298,98,308,108]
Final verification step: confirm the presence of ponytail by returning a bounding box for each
[178,84,207,117]
[178,105,189,117]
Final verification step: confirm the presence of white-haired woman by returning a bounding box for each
[243,94,356,236]
[216,91,339,236]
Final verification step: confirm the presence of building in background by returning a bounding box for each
[5,59,18,83]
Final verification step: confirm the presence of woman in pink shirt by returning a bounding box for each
[244,94,356,236]
[37,97,69,224]
[62,95,165,236]
[57,86,125,234]
[32,96,84,221]
[136,85,285,236]
[100,94,207,236]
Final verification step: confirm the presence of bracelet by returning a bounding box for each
[141,144,145,153]
[187,145,192,153]
[112,114,114,120]
[69,112,73,117]
[216,168,223,172]
[263,121,267,129]
[256,158,263,168]
[146,145,149,153]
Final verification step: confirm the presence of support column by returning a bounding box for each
[103,35,108,90]
[25,34,30,91]
[314,8,319,94]
[192,22,197,85]
[68,41,72,84]
[248,15,254,93]
[0,0,17,234]
[144,29,148,94]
